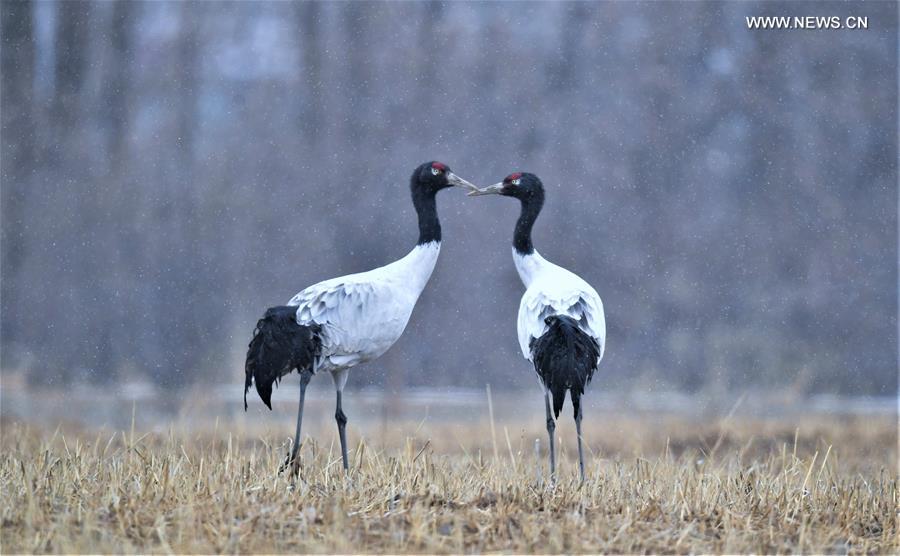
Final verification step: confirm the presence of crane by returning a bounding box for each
[245,161,477,474]
[470,172,606,481]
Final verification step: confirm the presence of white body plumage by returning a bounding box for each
[287,241,441,382]
[513,248,606,363]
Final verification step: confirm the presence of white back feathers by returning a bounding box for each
[514,248,606,362]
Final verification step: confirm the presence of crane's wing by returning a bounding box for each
[517,281,606,362]
[288,276,416,366]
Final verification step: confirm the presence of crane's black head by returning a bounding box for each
[410,161,478,245]
[468,172,545,254]
[468,172,545,207]
[410,161,478,196]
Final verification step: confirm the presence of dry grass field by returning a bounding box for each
[1,410,896,554]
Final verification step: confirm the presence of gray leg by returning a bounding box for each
[544,390,556,481]
[281,370,312,475]
[575,402,586,482]
[335,390,349,470]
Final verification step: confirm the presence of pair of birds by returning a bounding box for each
[244,161,606,481]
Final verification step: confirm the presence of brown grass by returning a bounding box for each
[0,414,896,554]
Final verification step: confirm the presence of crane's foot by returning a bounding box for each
[277,454,291,474]
[278,452,301,476]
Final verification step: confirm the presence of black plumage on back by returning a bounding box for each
[530,314,600,418]
[244,306,321,410]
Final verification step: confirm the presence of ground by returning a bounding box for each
[0,408,896,553]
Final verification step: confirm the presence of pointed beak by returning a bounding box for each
[446,172,480,192]
[466,182,505,197]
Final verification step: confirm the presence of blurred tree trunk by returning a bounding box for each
[52,1,90,135]
[40,1,94,385]
[104,0,134,171]
[297,1,323,148]
[549,2,588,93]
[0,0,35,356]
[333,3,373,268]
[342,2,372,151]
[102,1,137,374]
[415,2,442,112]
[164,1,204,384]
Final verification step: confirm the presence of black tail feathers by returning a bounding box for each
[530,314,600,418]
[245,306,321,411]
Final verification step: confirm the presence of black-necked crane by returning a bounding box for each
[245,161,477,474]
[469,173,606,481]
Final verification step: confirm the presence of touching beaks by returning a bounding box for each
[467,182,504,197]
[446,172,480,192]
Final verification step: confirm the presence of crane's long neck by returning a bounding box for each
[513,194,543,255]
[412,188,441,245]
[391,186,441,295]
[511,190,547,288]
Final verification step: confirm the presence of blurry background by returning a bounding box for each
[1,1,897,420]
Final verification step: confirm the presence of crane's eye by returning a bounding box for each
[511,178,521,185]
[431,167,442,176]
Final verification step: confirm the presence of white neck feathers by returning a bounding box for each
[512,247,550,288]
[392,240,441,294]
